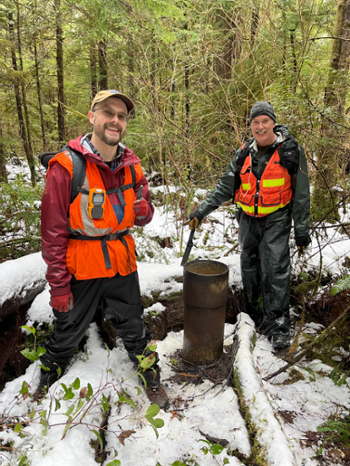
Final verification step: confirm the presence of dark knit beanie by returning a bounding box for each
[249,101,276,124]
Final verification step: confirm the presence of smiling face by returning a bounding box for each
[88,97,128,147]
[250,114,276,147]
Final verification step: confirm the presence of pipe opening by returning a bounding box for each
[184,260,228,276]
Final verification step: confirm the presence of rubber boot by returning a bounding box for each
[142,366,169,411]
[32,370,59,402]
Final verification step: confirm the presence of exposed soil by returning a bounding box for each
[166,346,234,412]
[308,290,350,328]
[301,430,350,465]
[0,305,30,389]
[167,346,234,388]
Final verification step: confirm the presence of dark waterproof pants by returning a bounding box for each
[41,271,152,375]
[237,206,291,337]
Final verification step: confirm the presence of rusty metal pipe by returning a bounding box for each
[182,260,229,365]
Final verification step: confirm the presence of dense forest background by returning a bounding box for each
[0,0,350,260]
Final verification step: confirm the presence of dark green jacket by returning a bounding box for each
[197,125,310,238]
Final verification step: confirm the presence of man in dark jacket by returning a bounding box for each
[190,102,310,351]
[38,90,168,408]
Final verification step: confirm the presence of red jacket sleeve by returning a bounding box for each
[41,162,72,296]
[134,173,154,227]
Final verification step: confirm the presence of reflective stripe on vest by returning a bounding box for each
[234,148,292,218]
[262,178,285,188]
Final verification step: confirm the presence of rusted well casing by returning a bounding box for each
[182,260,229,365]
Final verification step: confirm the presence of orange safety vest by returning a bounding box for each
[48,151,143,280]
[234,146,293,217]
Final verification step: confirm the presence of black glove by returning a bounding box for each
[189,210,204,230]
[296,235,310,254]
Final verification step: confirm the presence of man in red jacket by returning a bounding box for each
[37,90,168,409]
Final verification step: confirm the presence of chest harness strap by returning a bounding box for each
[69,230,130,270]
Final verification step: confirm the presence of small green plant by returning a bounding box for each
[18,453,31,466]
[304,367,316,382]
[199,439,230,464]
[315,414,350,457]
[170,357,180,369]
[20,326,47,367]
[279,368,305,385]
[330,365,348,386]
[171,457,200,466]
[136,342,158,388]
[145,403,165,439]
[331,274,350,295]
[321,418,350,444]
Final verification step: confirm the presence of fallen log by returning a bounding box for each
[0,253,47,388]
[0,253,47,320]
[0,280,46,320]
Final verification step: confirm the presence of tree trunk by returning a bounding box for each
[9,13,36,186]
[98,41,108,90]
[150,39,157,111]
[55,0,66,145]
[222,20,234,79]
[313,0,350,222]
[214,13,241,79]
[324,0,350,113]
[34,36,47,152]
[171,57,176,119]
[250,5,259,46]
[290,30,298,94]
[90,44,98,99]
[16,0,34,160]
[128,34,135,101]
[0,119,8,183]
[185,63,190,139]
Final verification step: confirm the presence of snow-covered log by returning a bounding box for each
[234,313,296,466]
[0,253,47,319]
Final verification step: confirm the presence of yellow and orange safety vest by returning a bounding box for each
[234,146,293,217]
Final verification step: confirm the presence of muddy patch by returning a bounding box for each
[301,429,350,465]
[167,345,234,387]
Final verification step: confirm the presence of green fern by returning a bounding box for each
[330,275,350,296]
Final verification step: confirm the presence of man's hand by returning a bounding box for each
[133,198,149,220]
[296,235,310,255]
[50,293,74,313]
[189,210,204,230]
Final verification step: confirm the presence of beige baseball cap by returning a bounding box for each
[90,90,135,114]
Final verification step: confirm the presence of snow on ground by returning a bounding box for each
[254,332,350,466]
[0,188,350,465]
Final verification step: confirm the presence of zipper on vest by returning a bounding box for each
[255,179,260,217]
